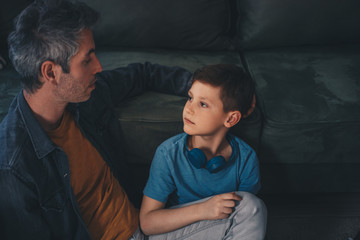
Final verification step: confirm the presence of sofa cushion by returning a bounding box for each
[244,44,360,193]
[84,0,233,50]
[236,0,360,49]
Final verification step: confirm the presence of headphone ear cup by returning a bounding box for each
[188,148,207,169]
[206,156,226,173]
[188,148,227,173]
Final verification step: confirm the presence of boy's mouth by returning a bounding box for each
[184,117,195,125]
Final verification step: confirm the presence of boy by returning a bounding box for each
[138,64,267,239]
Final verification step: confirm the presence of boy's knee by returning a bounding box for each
[226,192,267,239]
[234,192,267,219]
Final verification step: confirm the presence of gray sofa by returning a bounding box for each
[1,0,360,239]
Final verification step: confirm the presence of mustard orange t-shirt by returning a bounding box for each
[47,111,139,240]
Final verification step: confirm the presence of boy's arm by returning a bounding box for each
[139,193,242,236]
[238,149,261,194]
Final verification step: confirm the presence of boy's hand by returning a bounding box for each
[199,192,242,220]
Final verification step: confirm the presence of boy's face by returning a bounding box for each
[183,80,231,136]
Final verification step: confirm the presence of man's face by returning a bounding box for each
[54,29,103,103]
[183,81,230,136]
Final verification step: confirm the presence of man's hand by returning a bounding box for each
[198,192,242,220]
[243,94,256,118]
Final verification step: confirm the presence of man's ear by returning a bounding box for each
[224,111,241,128]
[40,60,61,85]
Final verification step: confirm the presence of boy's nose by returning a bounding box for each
[185,103,194,114]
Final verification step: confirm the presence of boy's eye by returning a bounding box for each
[187,96,193,102]
[200,102,208,108]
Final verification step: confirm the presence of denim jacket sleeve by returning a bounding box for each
[0,168,52,239]
[96,62,192,107]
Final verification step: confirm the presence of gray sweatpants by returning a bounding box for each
[130,191,267,240]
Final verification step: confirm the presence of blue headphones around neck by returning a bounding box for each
[188,148,226,173]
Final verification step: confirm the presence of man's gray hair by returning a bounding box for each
[8,0,99,93]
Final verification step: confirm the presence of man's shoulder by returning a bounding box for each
[0,101,31,167]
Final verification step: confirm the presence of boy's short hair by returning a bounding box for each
[192,64,255,114]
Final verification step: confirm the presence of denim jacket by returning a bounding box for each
[0,63,191,239]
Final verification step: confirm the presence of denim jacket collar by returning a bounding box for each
[18,90,55,159]
[17,90,80,159]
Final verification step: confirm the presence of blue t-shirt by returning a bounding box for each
[143,133,261,207]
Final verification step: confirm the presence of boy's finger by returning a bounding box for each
[223,200,236,208]
[222,206,234,215]
[221,192,242,201]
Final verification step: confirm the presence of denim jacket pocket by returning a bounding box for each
[40,187,67,212]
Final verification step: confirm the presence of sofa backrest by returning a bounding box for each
[4,0,359,52]
[84,0,235,50]
[86,0,360,51]
[236,0,360,49]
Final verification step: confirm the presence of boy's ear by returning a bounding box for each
[224,111,241,128]
[40,60,61,85]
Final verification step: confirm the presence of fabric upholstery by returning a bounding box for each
[84,0,234,50]
[244,44,360,193]
[236,0,360,49]
[244,44,360,164]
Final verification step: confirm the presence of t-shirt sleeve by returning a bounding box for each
[143,146,176,203]
[237,149,261,194]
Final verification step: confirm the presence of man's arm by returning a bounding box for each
[243,95,256,118]
[139,193,242,236]
[0,172,51,239]
[97,62,192,107]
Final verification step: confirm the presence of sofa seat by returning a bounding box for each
[243,44,360,194]
[263,192,360,239]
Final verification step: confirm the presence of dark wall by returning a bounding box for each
[0,0,33,61]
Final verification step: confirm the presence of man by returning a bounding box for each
[0,0,191,239]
